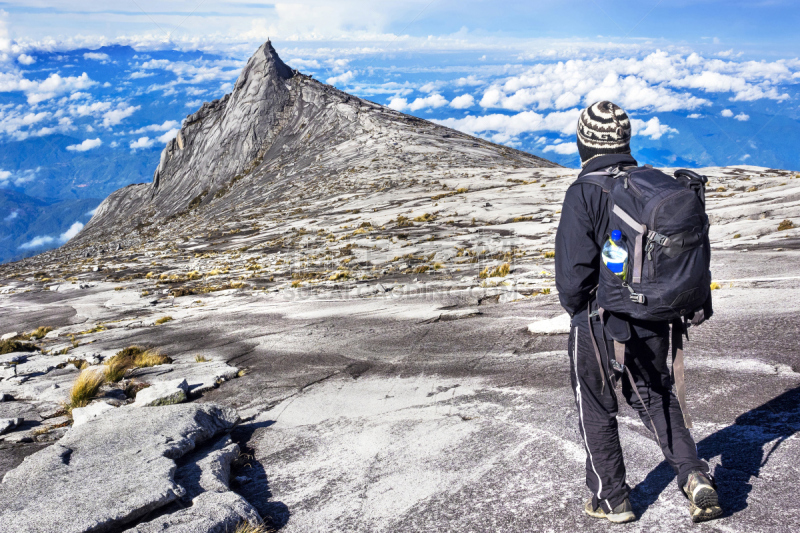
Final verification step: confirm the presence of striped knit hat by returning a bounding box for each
[576,101,632,166]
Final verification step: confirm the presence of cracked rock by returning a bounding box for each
[0,403,239,533]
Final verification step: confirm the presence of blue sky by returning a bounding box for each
[1,1,800,257]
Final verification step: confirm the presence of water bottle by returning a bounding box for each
[602,230,629,281]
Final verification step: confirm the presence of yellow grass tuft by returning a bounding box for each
[187,270,201,280]
[69,369,105,409]
[155,316,173,325]
[28,326,53,340]
[194,355,210,363]
[479,262,511,279]
[135,349,171,367]
[777,219,795,231]
[710,282,721,290]
[329,271,350,281]
[544,251,556,259]
[104,346,172,382]
[233,521,274,533]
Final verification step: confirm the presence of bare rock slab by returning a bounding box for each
[72,401,115,427]
[527,313,571,335]
[133,378,189,407]
[0,403,239,533]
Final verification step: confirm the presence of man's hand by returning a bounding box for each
[687,293,714,327]
[687,308,706,327]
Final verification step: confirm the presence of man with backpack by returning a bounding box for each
[555,101,722,524]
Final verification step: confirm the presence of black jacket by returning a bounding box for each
[555,153,637,317]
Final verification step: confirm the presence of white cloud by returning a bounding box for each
[0,72,96,104]
[130,136,154,150]
[102,104,139,127]
[19,220,84,250]
[66,138,102,152]
[70,101,111,117]
[734,112,750,121]
[138,57,243,89]
[289,58,320,70]
[0,108,50,139]
[687,113,702,119]
[387,97,408,111]
[456,75,484,87]
[326,70,356,85]
[186,99,202,108]
[631,117,678,140]
[60,221,84,242]
[543,143,578,155]
[478,52,710,113]
[408,93,448,111]
[84,52,110,61]
[721,109,734,117]
[434,108,581,141]
[419,81,442,93]
[0,168,39,186]
[157,128,180,143]
[450,94,475,109]
[4,210,18,222]
[17,53,35,65]
[131,120,180,134]
[19,235,55,250]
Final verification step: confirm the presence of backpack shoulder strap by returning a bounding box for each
[571,170,616,193]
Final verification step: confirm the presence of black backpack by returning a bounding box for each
[574,166,711,322]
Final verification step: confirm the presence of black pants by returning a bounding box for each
[568,308,709,513]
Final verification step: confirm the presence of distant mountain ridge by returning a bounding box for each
[1,189,98,263]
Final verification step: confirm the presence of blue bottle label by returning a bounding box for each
[606,261,625,274]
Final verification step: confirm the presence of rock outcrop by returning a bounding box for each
[0,403,255,533]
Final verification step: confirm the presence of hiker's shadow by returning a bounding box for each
[630,385,800,517]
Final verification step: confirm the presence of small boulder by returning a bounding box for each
[499,291,525,304]
[1,332,18,341]
[0,417,23,435]
[72,402,116,427]
[133,379,189,407]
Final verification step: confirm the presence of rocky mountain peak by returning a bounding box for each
[71,40,558,249]
[250,39,295,81]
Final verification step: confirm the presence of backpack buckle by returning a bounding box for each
[629,293,646,304]
[610,360,625,373]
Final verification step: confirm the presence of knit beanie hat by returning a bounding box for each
[576,101,632,166]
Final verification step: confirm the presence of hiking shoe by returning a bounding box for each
[584,498,635,524]
[683,470,722,523]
